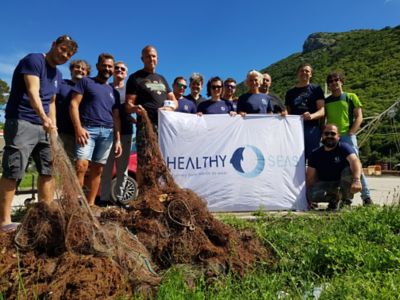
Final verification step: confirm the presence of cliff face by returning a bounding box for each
[302,33,337,53]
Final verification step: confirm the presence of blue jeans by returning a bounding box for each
[75,126,114,164]
[304,125,321,161]
[340,133,371,200]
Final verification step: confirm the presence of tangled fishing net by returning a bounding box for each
[0,112,273,299]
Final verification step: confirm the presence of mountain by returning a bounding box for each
[237,25,400,167]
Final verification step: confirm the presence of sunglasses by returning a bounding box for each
[225,85,236,89]
[211,85,223,90]
[327,78,340,84]
[177,83,187,89]
[115,66,126,72]
[323,131,337,137]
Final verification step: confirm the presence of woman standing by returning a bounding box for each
[197,76,236,115]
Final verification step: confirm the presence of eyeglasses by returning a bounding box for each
[211,85,223,90]
[327,78,340,84]
[225,85,236,89]
[115,66,126,72]
[177,83,187,89]
[323,131,337,137]
[263,78,270,82]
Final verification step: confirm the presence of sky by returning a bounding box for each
[0,0,399,89]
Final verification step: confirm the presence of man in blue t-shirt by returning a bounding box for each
[100,61,135,205]
[185,73,207,107]
[173,76,196,114]
[0,35,78,232]
[307,124,362,210]
[70,53,122,206]
[56,59,91,162]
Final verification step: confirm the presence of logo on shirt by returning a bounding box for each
[109,92,115,100]
[230,145,265,178]
[261,98,267,105]
[221,106,226,111]
[184,104,188,111]
[54,80,58,89]
[334,156,341,163]
[145,80,167,95]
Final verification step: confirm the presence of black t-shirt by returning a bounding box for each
[285,83,324,126]
[308,142,355,181]
[126,69,171,124]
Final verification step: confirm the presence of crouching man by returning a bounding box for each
[306,124,362,210]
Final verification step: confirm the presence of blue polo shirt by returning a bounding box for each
[6,53,62,124]
[176,98,197,114]
[73,77,120,128]
[56,79,75,134]
[197,99,234,114]
[237,93,273,114]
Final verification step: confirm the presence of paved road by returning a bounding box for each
[11,175,400,210]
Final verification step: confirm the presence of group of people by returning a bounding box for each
[0,35,372,232]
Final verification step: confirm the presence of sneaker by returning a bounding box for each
[339,199,352,209]
[327,201,338,211]
[363,198,373,206]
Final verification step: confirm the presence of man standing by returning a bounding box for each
[222,77,238,111]
[125,45,177,186]
[325,71,373,205]
[285,63,325,160]
[0,35,78,232]
[173,76,196,114]
[185,72,207,107]
[307,124,362,210]
[260,72,286,114]
[70,53,122,206]
[100,61,134,205]
[56,59,91,162]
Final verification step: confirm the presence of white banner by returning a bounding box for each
[159,111,307,212]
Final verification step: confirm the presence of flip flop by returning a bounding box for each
[0,223,20,233]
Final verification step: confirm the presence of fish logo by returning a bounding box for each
[230,145,265,178]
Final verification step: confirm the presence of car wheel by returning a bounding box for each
[111,175,139,204]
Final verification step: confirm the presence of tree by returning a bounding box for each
[0,79,10,104]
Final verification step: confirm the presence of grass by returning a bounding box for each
[3,201,400,299]
[155,204,400,299]
[17,171,38,189]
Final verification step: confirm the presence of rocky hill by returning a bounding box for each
[237,25,400,166]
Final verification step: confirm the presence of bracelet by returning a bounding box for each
[353,178,361,182]
[115,141,121,145]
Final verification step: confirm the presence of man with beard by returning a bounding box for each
[259,72,286,114]
[70,53,122,206]
[0,35,78,232]
[56,59,91,162]
[306,124,362,210]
